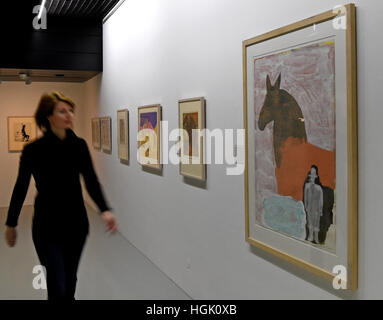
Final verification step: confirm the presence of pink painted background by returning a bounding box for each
[253,41,336,224]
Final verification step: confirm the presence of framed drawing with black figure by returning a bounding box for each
[243,4,357,289]
[8,116,38,152]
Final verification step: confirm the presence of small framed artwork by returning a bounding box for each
[137,104,162,170]
[243,4,357,289]
[8,116,37,152]
[117,109,129,162]
[91,117,101,150]
[100,116,112,154]
[178,97,206,181]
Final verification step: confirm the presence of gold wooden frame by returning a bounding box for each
[178,97,206,181]
[137,104,162,170]
[243,4,357,290]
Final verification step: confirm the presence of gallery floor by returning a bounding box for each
[0,205,190,300]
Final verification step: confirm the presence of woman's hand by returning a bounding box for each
[101,211,118,234]
[5,227,17,247]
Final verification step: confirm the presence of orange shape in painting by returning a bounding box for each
[275,137,335,201]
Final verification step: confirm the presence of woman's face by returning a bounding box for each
[309,167,317,183]
[48,101,74,130]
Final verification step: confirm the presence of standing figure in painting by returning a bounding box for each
[303,165,335,245]
[303,165,323,244]
[258,73,307,168]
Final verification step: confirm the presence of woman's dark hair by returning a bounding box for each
[34,92,76,132]
[309,165,322,186]
[302,165,322,205]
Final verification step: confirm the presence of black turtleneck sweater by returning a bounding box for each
[5,129,111,237]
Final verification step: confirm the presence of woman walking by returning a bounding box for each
[5,92,118,300]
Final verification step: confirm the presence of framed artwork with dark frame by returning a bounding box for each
[137,104,162,170]
[243,4,357,289]
[91,117,101,150]
[100,116,112,154]
[8,116,38,152]
[178,97,206,181]
[117,109,129,162]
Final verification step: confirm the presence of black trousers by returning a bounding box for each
[32,228,88,300]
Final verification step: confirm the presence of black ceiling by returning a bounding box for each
[41,0,120,19]
[0,1,121,81]
[1,1,120,26]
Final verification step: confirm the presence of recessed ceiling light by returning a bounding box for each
[19,72,28,80]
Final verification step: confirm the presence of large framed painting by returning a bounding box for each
[243,4,357,289]
[100,116,112,154]
[91,117,101,150]
[178,97,206,181]
[137,104,162,170]
[8,116,38,152]
[117,109,129,162]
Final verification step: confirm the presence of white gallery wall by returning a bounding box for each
[0,82,85,208]
[81,0,383,299]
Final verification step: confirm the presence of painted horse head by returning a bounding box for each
[258,73,307,167]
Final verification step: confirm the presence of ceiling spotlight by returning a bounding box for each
[19,72,28,80]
